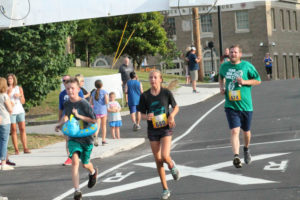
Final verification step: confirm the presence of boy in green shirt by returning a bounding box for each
[219,45,261,168]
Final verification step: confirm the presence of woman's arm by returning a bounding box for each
[4,98,13,114]
[168,105,179,128]
[18,87,25,104]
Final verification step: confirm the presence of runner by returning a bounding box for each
[55,77,98,200]
[219,44,261,168]
[138,70,180,200]
[263,52,273,80]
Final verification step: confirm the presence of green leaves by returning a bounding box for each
[0,21,77,110]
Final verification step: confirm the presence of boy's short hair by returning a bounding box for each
[65,77,79,86]
[109,92,116,97]
[229,44,242,53]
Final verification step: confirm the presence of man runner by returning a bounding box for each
[219,44,261,168]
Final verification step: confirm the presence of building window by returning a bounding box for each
[290,56,294,78]
[236,11,249,32]
[297,56,300,78]
[271,8,276,30]
[165,17,176,38]
[203,51,219,76]
[280,9,285,30]
[274,55,279,79]
[283,55,287,79]
[294,11,298,31]
[287,10,291,30]
[201,14,212,33]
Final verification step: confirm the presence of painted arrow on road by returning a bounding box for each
[84,152,290,197]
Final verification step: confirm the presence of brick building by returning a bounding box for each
[164,0,300,80]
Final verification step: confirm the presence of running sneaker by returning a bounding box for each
[244,149,252,164]
[170,160,180,181]
[136,124,141,130]
[73,190,82,200]
[6,160,16,166]
[160,189,170,200]
[1,164,14,171]
[88,167,98,188]
[0,196,8,200]
[133,124,138,131]
[233,156,242,168]
[63,158,72,166]
[94,136,99,147]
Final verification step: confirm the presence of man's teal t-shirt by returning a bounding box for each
[219,60,261,111]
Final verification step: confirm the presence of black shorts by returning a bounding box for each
[266,67,272,75]
[147,128,173,141]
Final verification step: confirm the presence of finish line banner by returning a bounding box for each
[61,74,123,99]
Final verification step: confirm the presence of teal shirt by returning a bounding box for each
[219,60,261,111]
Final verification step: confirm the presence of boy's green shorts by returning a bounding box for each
[68,140,93,164]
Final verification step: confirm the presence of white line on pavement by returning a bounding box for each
[53,99,225,200]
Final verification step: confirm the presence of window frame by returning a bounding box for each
[235,10,250,33]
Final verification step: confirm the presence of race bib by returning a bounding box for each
[266,62,270,65]
[152,113,168,128]
[229,90,241,101]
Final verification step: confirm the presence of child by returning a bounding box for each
[107,92,122,139]
[55,77,98,200]
[90,80,108,146]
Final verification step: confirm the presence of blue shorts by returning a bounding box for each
[109,120,122,127]
[10,113,25,123]
[225,108,253,131]
[129,105,138,114]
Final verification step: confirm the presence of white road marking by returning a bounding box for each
[103,172,135,183]
[264,160,289,172]
[84,153,289,197]
[53,99,225,200]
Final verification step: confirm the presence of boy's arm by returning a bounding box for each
[72,108,96,123]
[55,115,68,132]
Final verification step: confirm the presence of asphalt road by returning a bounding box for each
[1,79,300,200]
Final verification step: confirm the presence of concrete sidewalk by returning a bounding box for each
[9,84,219,168]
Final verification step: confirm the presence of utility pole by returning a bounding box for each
[192,7,204,82]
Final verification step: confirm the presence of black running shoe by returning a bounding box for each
[88,168,98,188]
[244,150,252,164]
[233,156,242,168]
[73,191,82,200]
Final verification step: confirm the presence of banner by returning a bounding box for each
[61,74,123,99]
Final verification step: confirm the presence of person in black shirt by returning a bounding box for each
[139,70,180,200]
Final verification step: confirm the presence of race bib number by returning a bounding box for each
[266,62,270,65]
[229,90,241,101]
[152,113,168,128]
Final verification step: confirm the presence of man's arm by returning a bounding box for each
[237,78,261,86]
[219,75,225,95]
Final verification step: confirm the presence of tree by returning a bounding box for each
[0,21,77,110]
[96,12,169,69]
[73,19,101,67]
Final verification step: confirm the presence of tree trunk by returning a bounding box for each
[85,42,89,67]
[192,7,204,82]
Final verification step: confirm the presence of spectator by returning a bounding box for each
[187,47,201,93]
[210,71,216,82]
[263,52,273,80]
[107,92,122,139]
[118,57,133,94]
[75,74,90,101]
[0,77,14,170]
[55,77,98,200]
[184,46,192,84]
[90,80,108,146]
[220,48,230,64]
[59,75,84,166]
[125,71,143,131]
[6,74,30,155]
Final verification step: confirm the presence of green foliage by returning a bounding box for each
[0,21,77,110]
[73,19,101,67]
[160,40,181,69]
[96,12,169,69]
